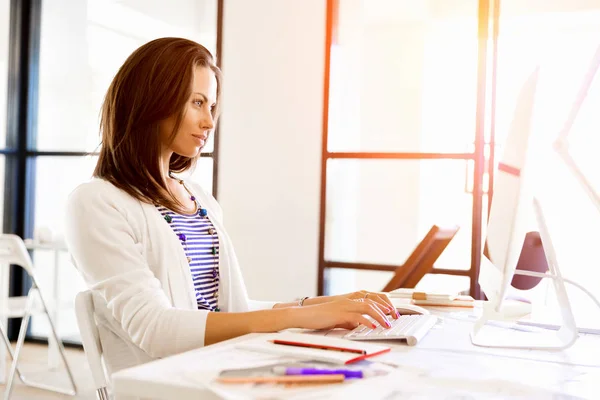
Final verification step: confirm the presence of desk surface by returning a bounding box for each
[112,309,600,399]
[24,239,68,251]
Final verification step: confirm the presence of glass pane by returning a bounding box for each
[36,0,218,152]
[327,0,478,153]
[565,65,600,199]
[185,156,214,194]
[0,0,9,148]
[29,155,98,340]
[495,1,600,149]
[30,250,87,342]
[325,268,470,297]
[325,159,476,273]
[496,1,600,321]
[203,131,215,153]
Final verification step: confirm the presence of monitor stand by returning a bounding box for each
[470,198,579,350]
[498,297,533,318]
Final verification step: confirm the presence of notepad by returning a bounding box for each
[236,333,391,365]
[389,288,475,308]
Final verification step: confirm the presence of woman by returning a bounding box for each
[65,37,398,374]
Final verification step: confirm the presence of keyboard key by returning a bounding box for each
[344,315,437,346]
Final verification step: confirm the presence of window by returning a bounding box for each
[496,0,600,322]
[320,0,482,297]
[321,0,600,323]
[27,0,220,342]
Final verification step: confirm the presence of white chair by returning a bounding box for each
[0,234,77,399]
[75,290,110,400]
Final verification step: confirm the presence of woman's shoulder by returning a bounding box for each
[69,178,140,210]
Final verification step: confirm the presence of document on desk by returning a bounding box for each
[235,332,391,365]
[178,344,394,400]
[364,347,599,399]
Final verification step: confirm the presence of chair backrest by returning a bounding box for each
[0,234,35,275]
[75,290,108,390]
[382,225,460,292]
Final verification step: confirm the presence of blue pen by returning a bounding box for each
[272,366,374,379]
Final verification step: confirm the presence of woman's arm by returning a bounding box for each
[273,291,399,318]
[205,298,393,346]
[205,308,294,345]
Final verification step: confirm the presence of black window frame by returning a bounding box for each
[3,0,224,342]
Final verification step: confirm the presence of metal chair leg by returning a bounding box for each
[4,293,34,400]
[0,316,30,384]
[3,285,78,398]
[97,387,109,400]
[27,282,78,396]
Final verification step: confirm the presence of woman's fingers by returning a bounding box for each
[368,293,399,318]
[365,298,392,317]
[349,314,377,329]
[354,300,391,328]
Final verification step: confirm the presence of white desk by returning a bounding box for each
[111,308,600,399]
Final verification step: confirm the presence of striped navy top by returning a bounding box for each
[156,205,220,311]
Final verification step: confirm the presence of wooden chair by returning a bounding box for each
[382,225,459,292]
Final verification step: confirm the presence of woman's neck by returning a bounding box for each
[160,150,173,183]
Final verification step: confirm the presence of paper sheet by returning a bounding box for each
[369,342,599,398]
[172,322,600,399]
[178,344,396,400]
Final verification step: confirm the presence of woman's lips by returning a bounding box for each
[192,135,206,146]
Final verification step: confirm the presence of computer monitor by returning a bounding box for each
[471,67,579,350]
[478,67,540,313]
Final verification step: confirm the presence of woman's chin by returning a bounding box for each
[175,147,201,158]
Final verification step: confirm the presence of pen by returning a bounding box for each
[271,339,366,355]
[273,366,374,379]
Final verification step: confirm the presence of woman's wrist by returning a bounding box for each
[248,307,298,332]
[302,295,339,307]
[271,294,340,309]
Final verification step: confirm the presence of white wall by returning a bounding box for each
[219,0,325,301]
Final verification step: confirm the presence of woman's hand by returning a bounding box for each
[292,298,394,331]
[207,292,398,346]
[338,290,399,318]
[304,290,399,319]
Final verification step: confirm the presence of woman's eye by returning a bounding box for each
[194,100,204,107]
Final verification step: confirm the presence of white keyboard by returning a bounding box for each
[344,315,438,346]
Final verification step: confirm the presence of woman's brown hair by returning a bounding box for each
[94,37,222,212]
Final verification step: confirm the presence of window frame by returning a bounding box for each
[317,0,501,300]
[3,0,224,343]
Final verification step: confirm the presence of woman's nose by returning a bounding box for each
[202,112,214,130]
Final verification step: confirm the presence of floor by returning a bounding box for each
[0,343,96,399]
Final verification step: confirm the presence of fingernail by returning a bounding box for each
[386,321,392,328]
[371,323,377,329]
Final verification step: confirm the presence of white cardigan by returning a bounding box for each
[65,178,275,374]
